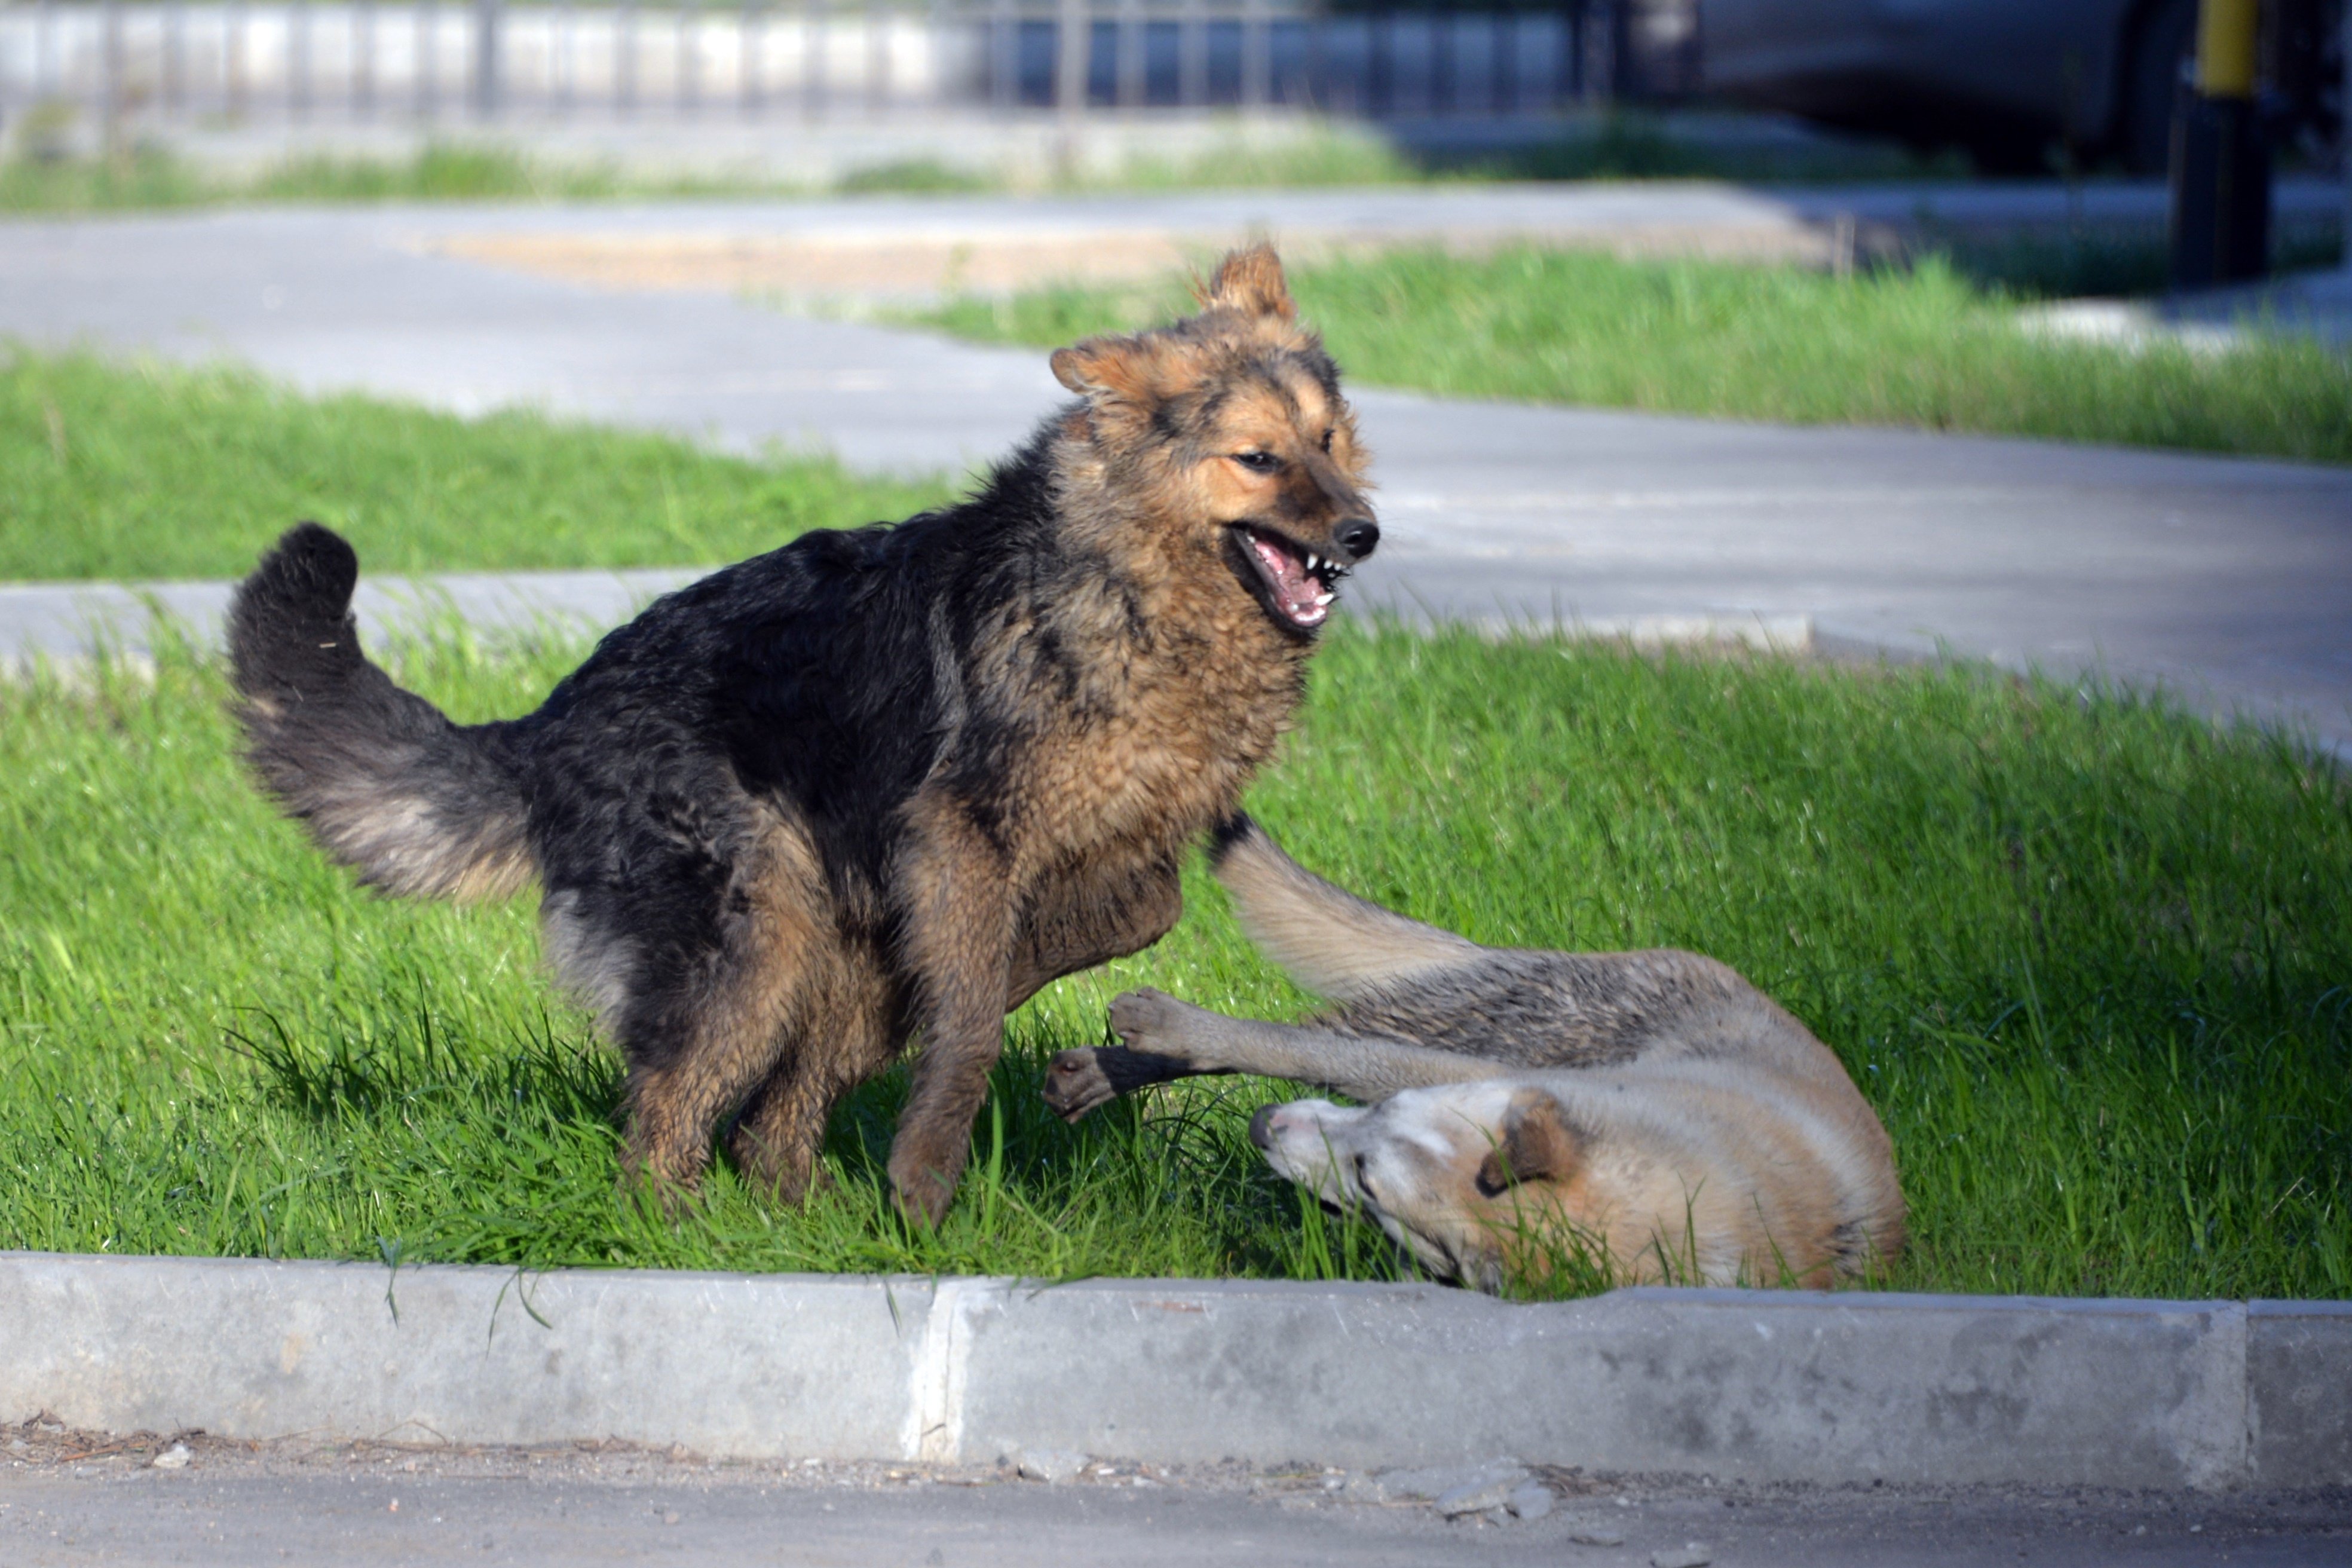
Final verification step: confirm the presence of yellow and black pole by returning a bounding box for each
[2169,0,2272,287]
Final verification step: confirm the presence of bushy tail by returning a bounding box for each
[228,522,533,902]
[1208,814,1480,1002]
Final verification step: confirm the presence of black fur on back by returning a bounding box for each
[512,431,1080,1009]
[230,429,1104,1015]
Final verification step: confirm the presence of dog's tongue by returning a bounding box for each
[1251,532,1327,627]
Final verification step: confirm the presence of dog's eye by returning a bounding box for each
[1231,451,1282,474]
[1319,429,1335,454]
[1352,1153,1375,1195]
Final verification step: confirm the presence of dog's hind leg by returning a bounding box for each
[727,960,898,1203]
[618,932,812,1207]
[1044,986,1508,1121]
[1210,815,1481,1002]
[605,826,836,1209]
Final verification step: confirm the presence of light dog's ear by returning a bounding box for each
[1050,332,1162,405]
[1196,244,1297,323]
[1475,1089,1581,1196]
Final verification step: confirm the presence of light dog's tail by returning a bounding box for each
[1208,814,1480,1001]
[228,522,534,902]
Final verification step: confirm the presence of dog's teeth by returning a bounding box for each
[1305,553,1321,572]
[1314,591,1334,607]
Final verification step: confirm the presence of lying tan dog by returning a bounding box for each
[1045,817,1904,1291]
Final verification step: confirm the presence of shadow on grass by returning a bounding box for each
[213,978,1415,1285]
[1920,219,2345,301]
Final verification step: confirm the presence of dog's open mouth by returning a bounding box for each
[1230,525,1345,633]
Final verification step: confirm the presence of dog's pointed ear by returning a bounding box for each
[1050,332,1161,406]
[1476,1089,1581,1196]
[1197,244,1296,323]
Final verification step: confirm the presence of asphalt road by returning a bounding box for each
[4,194,2349,752]
[6,1437,2347,1568]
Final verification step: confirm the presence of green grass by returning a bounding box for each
[0,144,644,213]
[906,246,2352,465]
[0,112,1963,215]
[1417,113,1968,184]
[1057,114,1964,190]
[3,622,2346,1299]
[2,334,2345,1301]
[0,350,953,581]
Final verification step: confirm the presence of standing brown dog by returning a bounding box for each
[226,247,1376,1223]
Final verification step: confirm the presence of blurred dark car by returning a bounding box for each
[1700,0,2342,171]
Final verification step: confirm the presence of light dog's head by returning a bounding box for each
[1250,1081,1592,1294]
[1047,246,1378,642]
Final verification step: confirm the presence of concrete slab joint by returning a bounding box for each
[904,1276,993,1465]
[2247,1299,2352,1489]
[3,1252,2347,1491]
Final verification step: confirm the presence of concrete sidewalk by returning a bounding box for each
[9,1439,2347,1567]
[7,1254,2349,1492]
[2029,267,2352,352]
[4,194,2350,752]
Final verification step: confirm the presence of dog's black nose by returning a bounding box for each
[1249,1103,1282,1152]
[1335,517,1380,562]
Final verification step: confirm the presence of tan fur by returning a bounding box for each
[1257,1046,1903,1291]
[610,814,841,1201]
[238,712,535,904]
[1194,246,1300,321]
[1052,819,1903,1290]
[1212,823,1480,999]
[820,246,1379,1221]
[728,955,897,1203]
[309,789,535,904]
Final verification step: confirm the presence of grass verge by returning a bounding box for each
[0,143,638,212]
[3,621,2345,1298]
[0,350,953,581]
[906,244,2352,464]
[0,142,798,213]
[0,117,1959,215]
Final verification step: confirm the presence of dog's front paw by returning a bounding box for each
[886,1143,963,1230]
[1108,986,1193,1053]
[1043,1048,1117,1123]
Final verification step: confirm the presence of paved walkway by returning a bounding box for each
[4,192,2349,753]
[7,1442,2344,1568]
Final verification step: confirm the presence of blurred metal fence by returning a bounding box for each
[0,0,1676,126]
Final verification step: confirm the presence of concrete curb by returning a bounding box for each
[0,577,1823,666]
[0,573,2041,677]
[4,1252,2344,1491]
[0,575,1838,674]
[0,569,700,673]
[13,581,2348,767]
